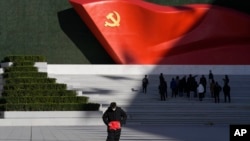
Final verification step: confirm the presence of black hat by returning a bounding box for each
[110,102,117,108]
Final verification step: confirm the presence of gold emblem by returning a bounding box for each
[105,11,120,27]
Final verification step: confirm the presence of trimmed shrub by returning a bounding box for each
[3,72,47,78]
[2,90,77,97]
[4,103,100,111]
[0,98,6,104]
[4,96,89,104]
[4,67,38,72]
[3,83,67,90]
[13,61,35,66]
[2,55,46,62]
[0,104,5,111]
[4,78,56,84]
[0,55,100,111]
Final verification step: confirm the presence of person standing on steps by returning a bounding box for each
[200,75,207,97]
[102,102,127,141]
[142,75,149,94]
[159,80,167,101]
[210,79,215,98]
[223,82,231,103]
[170,77,177,98]
[214,82,222,103]
[159,73,165,84]
[223,75,229,85]
[197,82,205,101]
[208,70,214,83]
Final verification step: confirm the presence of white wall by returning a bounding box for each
[47,65,250,75]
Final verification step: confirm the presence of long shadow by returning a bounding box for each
[125,0,250,140]
[100,75,136,80]
[57,8,115,64]
[82,88,115,95]
[212,0,250,14]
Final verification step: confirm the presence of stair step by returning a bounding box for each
[47,74,250,125]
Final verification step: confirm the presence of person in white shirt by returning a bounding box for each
[197,82,205,101]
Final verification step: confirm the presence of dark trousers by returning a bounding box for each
[214,93,220,103]
[198,93,203,101]
[171,89,177,97]
[107,129,121,141]
[224,93,231,103]
[160,93,166,101]
[142,85,147,94]
[187,89,190,98]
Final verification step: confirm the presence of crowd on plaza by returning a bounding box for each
[142,70,231,103]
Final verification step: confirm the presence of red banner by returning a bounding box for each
[70,0,250,64]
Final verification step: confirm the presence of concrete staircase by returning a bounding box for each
[48,74,250,126]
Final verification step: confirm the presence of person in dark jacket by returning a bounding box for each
[159,73,165,84]
[170,78,177,98]
[159,80,167,101]
[214,82,222,103]
[142,75,149,94]
[223,75,230,85]
[200,75,207,96]
[208,70,214,83]
[223,83,231,103]
[102,102,127,141]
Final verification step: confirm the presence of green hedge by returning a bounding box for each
[0,105,4,111]
[2,55,46,62]
[4,67,38,72]
[4,78,56,84]
[2,103,100,111]
[13,61,35,66]
[3,72,47,78]
[3,96,89,104]
[4,83,67,90]
[0,55,100,111]
[2,90,77,97]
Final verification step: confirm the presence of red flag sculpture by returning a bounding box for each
[69,0,250,64]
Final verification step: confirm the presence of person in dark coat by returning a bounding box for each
[159,80,167,101]
[223,83,231,103]
[142,75,149,94]
[214,82,222,103]
[170,78,177,98]
[159,73,165,84]
[210,79,215,98]
[208,70,214,83]
[179,76,186,97]
[186,74,198,98]
[102,102,127,141]
[223,75,229,85]
[200,75,207,96]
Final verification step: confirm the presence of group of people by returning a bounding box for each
[142,73,168,101]
[142,70,231,103]
[208,70,231,103]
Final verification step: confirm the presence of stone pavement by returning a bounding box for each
[0,125,229,141]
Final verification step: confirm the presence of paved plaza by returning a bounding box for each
[0,125,229,141]
[1,67,249,141]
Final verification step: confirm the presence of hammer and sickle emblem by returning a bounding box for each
[105,11,120,27]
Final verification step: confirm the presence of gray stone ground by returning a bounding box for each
[0,125,229,141]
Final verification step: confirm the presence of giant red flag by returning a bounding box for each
[69,0,250,64]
